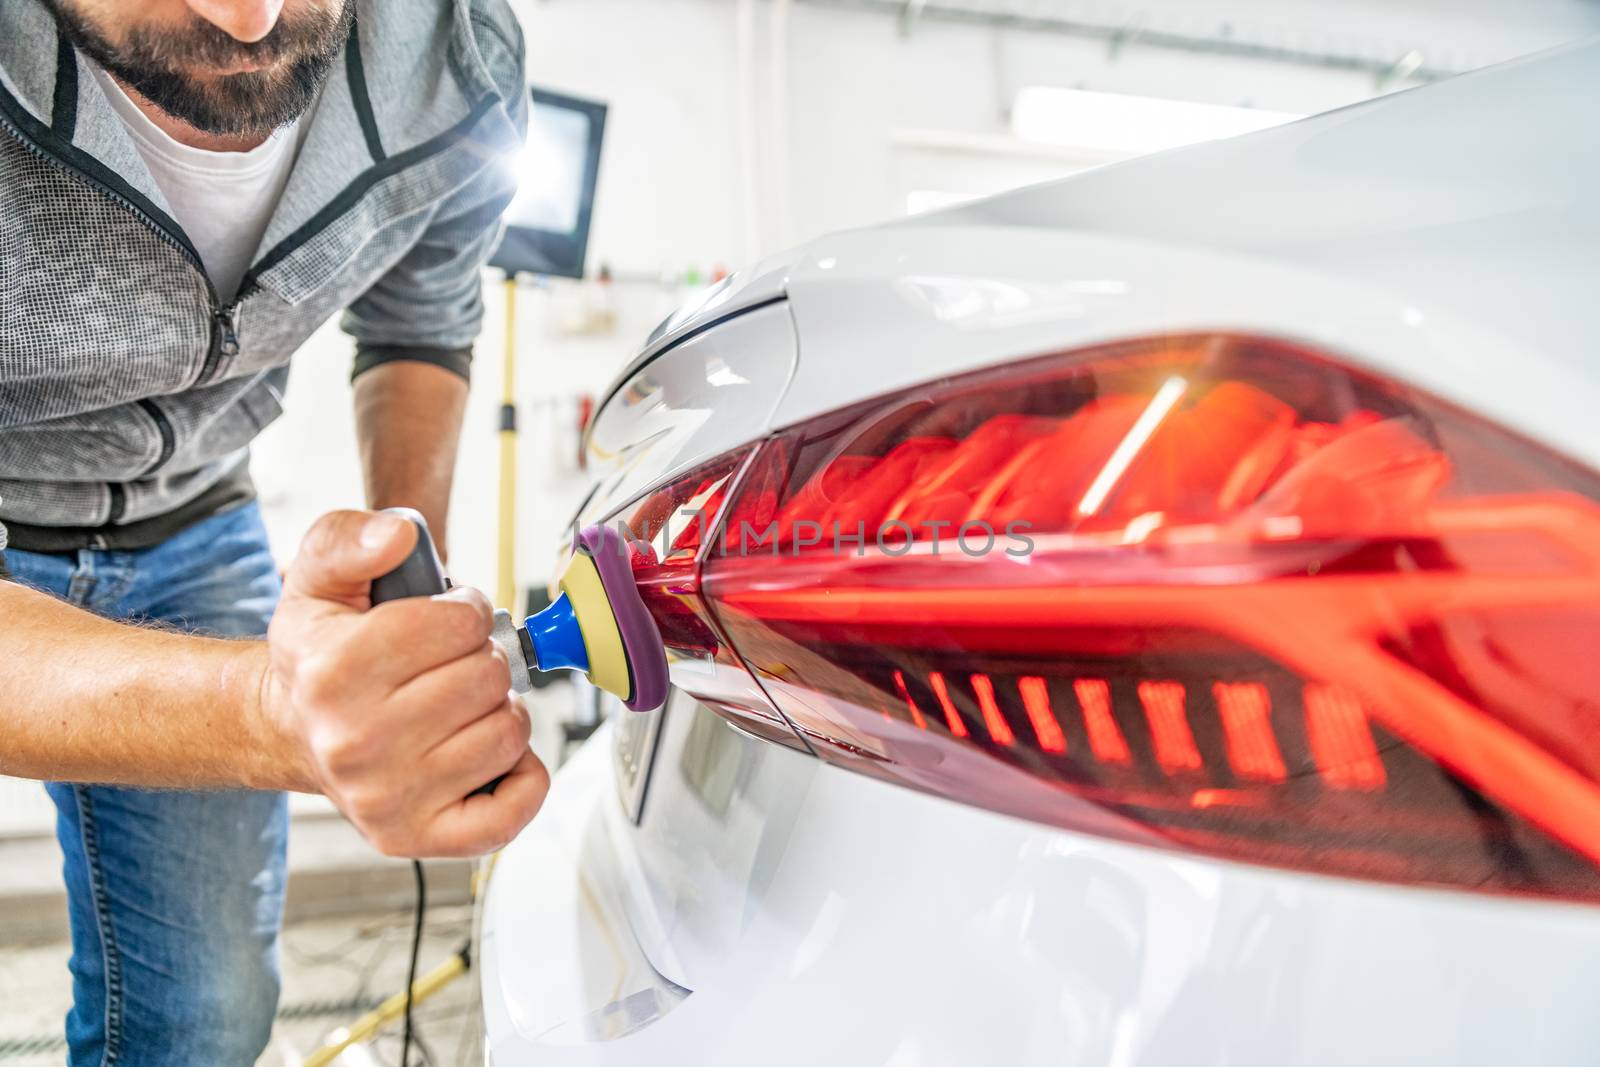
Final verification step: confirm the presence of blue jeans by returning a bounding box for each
[6,502,287,1066]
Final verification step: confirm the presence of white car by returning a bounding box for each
[481,41,1600,1066]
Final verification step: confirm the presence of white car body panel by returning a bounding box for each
[580,302,798,528]
[485,41,1600,1066]
[485,706,1600,1066]
[777,217,1596,470]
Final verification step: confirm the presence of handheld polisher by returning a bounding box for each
[370,509,670,789]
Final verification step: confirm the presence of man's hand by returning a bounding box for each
[263,510,548,858]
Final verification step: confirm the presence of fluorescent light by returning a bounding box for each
[1012,86,1301,156]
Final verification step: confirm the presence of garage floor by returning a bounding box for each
[0,905,484,1066]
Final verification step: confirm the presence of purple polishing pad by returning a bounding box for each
[577,525,670,712]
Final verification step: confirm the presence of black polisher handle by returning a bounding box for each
[370,508,449,603]
[370,508,504,798]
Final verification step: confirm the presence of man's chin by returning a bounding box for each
[42,0,353,138]
[130,68,320,137]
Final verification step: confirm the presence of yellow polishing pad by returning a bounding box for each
[559,551,632,701]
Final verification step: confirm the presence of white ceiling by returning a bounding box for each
[830,0,1600,74]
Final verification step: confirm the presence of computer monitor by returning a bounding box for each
[490,87,608,279]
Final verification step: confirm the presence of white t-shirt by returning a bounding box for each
[92,66,310,303]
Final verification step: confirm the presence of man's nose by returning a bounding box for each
[183,0,286,42]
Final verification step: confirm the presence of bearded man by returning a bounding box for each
[0,2,539,1063]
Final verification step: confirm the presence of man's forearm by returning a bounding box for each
[354,360,469,560]
[0,582,309,791]
[2,510,549,857]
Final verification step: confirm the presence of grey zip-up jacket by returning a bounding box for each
[0,0,527,552]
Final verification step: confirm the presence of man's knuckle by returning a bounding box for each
[497,727,529,768]
[416,604,478,655]
[306,719,349,763]
[485,703,525,750]
[493,805,532,849]
[463,827,500,858]
[295,652,347,704]
[347,783,400,825]
[473,653,512,701]
[447,599,493,643]
[528,754,552,794]
[304,511,357,558]
[321,741,365,779]
[512,702,534,741]
[370,830,410,858]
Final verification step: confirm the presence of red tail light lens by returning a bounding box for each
[608,450,808,749]
[679,333,1600,900]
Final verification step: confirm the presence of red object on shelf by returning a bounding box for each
[575,393,597,472]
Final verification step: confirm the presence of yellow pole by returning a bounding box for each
[301,278,520,1060]
[497,273,519,612]
[300,952,469,1067]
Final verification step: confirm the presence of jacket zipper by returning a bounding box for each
[200,302,243,386]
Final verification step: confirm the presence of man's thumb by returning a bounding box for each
[283,510,417,608]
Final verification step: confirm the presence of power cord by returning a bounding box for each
[297,862,476,1066]
[402,860,426,1067]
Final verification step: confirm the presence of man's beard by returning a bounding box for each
[45,0,355,138]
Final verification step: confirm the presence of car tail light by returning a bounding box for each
[613,333,1600,900]
[604,449,808,749]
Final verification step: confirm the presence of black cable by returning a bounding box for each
[402,859,425,1067]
